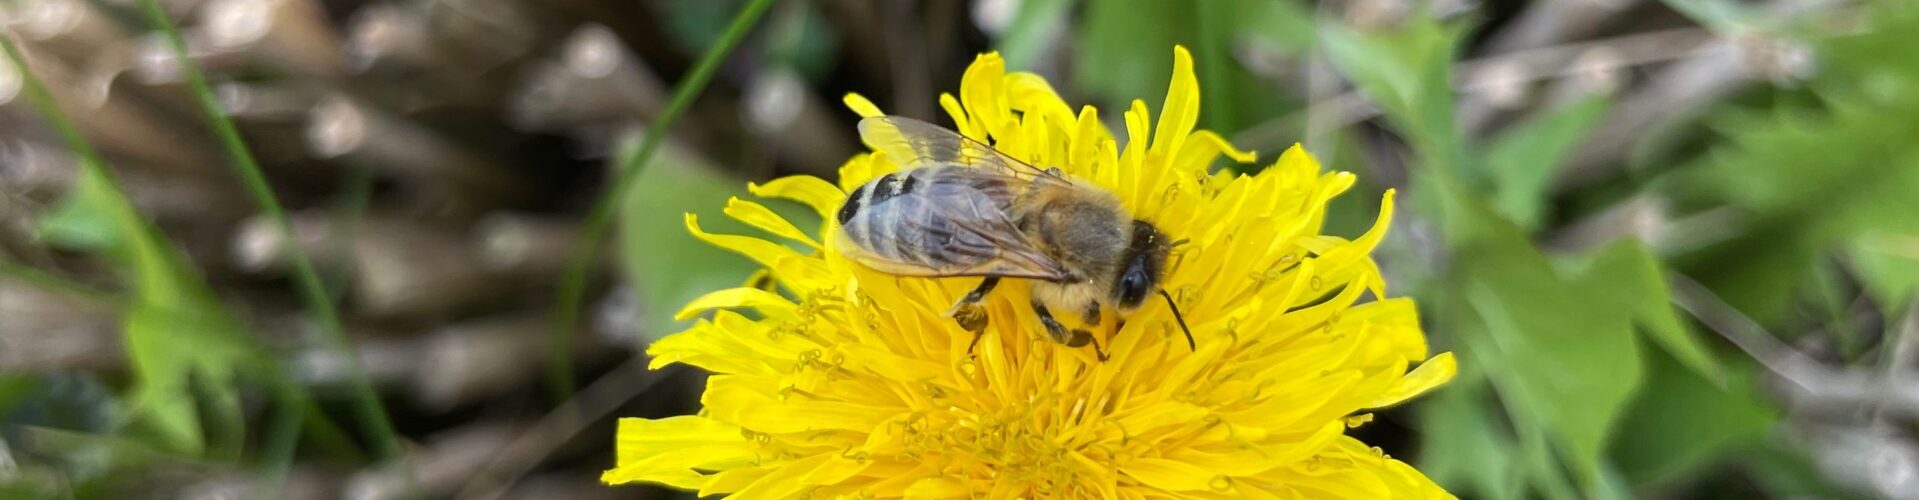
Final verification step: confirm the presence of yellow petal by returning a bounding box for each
[1070,105,1104,171]
[704,375,898,434]
[904,477,970,499]
[602,417,757,487]
[1005,71,1077,133]
[1150,46,1200,162]
[1366,352,1458,409]
[685,213,804,273]
[674,287,797,321]
[725,197,820,249]
[699,466,773,496]
[838,153,883,191]
[1315,190,1396,280]
[936,93,982,141]
[646,323,786,375]
[1120,458,1216,492]
[730,454,832,499]
[1171,130,1257,175]
[843,92,884,118]
[748,175,844,222]
[959,52,1012,141]
[1115,401,1210,435]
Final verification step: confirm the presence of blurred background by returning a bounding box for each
[1,0,1916,498]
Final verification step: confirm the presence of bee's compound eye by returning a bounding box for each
[1118,265,1151,309]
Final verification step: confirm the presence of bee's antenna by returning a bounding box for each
[1158,289,1196,351]
[1168,238,1191,248]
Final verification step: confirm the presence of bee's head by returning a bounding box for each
[1113,220,1172,311]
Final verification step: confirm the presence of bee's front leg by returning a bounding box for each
[1034,299,1109,361]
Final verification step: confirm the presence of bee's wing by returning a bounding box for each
[838,173,1072,281]
[857,116,1069,184]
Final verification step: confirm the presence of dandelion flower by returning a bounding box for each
[604,46,1458,498]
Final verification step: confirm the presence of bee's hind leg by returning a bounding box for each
[947,277,1000,354]
[1035,300,1110,361]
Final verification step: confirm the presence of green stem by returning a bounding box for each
[327,164,375,302]
[133,0,401,460]
[545,0,778,400]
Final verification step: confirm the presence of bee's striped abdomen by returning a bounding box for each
[837,167,1023,274]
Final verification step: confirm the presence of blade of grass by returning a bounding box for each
[5,32,347,468]
[7,32,239,455]
[133,0,400,461]
[546,0,777,400]
[327,164,375,302]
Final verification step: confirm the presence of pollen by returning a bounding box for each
[606,46,1459,498]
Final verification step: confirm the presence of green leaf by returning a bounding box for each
[1611,349,1777,488]
[995,0,1075,69]
[1075,0,1189,109]
[1670,3,1919,324]
[34,161,126,252]
[1569,240,1724,383]
[1318,15,1471,176]
[1481,95,1611,229]
[5,26,262,458]
[617,146,816,341]
[0,375,37,416]
[1848,231,1919,308]
[1417,376,1525,500]
[122,304,252,455]
[1238,0,1317,52]
[1459,242,1643,487]
[1424,172,1643,491]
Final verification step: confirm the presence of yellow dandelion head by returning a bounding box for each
[606,47,1458,498]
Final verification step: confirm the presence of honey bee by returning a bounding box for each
[835,116,1193,360]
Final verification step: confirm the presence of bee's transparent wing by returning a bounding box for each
[838,177,1071,281]
[857,116,1068,183]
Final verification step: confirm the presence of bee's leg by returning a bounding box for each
[1080,303,1102,328]
[1066,330,1111,362]
[1032,300,1071,344]
[945,277,1000,316]
[1036,300,1110,361]
[946,277,999,330]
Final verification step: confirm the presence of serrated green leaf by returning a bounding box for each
[1570,240,1724,383]
[1460,244,1643,487]
[1424,171,1644,492]
[6,28,261,458]
[1482,95,1611,229]
[1611,349,1776,488]
[1671,3,1919,324]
